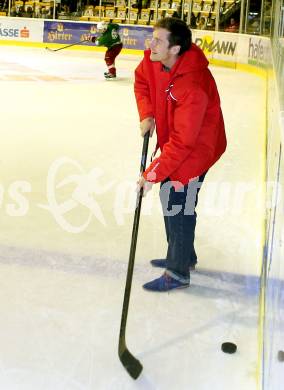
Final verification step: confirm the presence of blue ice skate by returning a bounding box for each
[143,272,189,292]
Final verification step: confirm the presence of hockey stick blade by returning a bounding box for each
[119,347,143,379]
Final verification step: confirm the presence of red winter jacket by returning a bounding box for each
[134,44,227,186]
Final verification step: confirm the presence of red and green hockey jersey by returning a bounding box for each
[96,24,121,49]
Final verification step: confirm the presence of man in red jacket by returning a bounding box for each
[135,17,226,292]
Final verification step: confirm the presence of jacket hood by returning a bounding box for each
[171,43,209,76]
[145,43,208,76]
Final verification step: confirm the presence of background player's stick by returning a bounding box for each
[45,39,89,52]
[118,131,150,379]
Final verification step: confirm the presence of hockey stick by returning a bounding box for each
[45,39,89,52]
[118,131,150,379]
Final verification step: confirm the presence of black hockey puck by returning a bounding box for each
[277,350,284,362]
[221,342,237,354]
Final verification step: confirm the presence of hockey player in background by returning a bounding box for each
[89,21,123,79]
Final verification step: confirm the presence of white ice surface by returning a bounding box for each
[0,45,266,389]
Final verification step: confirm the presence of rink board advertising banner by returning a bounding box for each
[119,26,153,50]
[43,21,95,45]
[43,21,153,50]
[192,30,238,63]
[246,36,270,68]
[0,17,44,41]
[43,21,240,55]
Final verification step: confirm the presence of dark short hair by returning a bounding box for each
[154,17,192,55]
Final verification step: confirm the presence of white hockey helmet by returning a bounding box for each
[97,21,107,31]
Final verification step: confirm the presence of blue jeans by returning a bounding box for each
[159,173,207,282]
